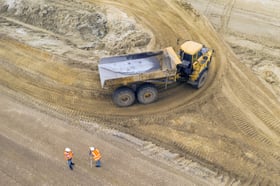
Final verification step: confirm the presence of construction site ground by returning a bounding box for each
[0,0,280,185]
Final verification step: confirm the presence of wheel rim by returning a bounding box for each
[141,90,156,103]
[137,84,158,104]
[120,95,130,103]
[113,87,135,107]
[144,92,152,99]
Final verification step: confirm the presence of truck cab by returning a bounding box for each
[177,41,213,88]
[180,41,204,64]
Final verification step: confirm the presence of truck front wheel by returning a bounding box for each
[113,86,135,107]
[194,70,208,89]
[137,83,158,104]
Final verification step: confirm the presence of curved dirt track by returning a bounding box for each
[1,0,280,185]
[0,0,225,116]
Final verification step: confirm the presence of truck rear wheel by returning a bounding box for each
[137,83,158,104]
[195,70,208,89]
[113,86,135,107]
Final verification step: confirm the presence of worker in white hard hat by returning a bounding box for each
[89,146,102,167]
[64,147,75,170]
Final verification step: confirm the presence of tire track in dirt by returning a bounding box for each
[214,60,280,183]
[220,0,236,33]
[225,65,280,143]
[0,5,223,115]
[1,93,219,186]
[0,0,223,115]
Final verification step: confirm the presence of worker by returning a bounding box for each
[89,146,102,167]
[64,147,75,170]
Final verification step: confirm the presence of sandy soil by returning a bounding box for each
[1,92,220,185]
[187,0,280,100]
[0,0,280,185]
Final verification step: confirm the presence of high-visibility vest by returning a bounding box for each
[91,149,101,161]
[64,151,73,160]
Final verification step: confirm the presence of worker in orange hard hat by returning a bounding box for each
[89,146,102,167]
[64,147,75,170]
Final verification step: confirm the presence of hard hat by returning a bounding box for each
[89,147,95,151]
[65,147,71,152]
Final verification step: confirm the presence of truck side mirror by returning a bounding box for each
[176,38,180,45]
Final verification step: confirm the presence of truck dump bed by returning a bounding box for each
[98,47,181,88]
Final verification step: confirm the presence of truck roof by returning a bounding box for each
[180,41,203,55]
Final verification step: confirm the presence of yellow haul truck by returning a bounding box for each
[98,41,214,107]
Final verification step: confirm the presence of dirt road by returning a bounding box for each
[1,93,218,185]
[189,0,280,100]
[1,0,280,185]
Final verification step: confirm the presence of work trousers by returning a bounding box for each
[96,159,101,167]
[67,159,73,170]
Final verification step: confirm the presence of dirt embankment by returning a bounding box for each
[0,0,151,58]
[0,0,280,185]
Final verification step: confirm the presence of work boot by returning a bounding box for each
[96,160,101,167]
[71,162,75,165]
[70,166,73,170]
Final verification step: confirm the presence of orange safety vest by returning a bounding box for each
[91,148,101,161]
[64,151,73,160]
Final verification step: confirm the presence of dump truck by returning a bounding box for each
[98,40,214,107]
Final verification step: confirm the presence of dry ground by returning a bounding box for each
[1,92,216,186]
[0,0,280,185]
[188,0,280,101]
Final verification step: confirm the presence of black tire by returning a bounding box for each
[112,86,135,107]
[194,70,208,89]
[207,56,212,69]
[137,83,158,104]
